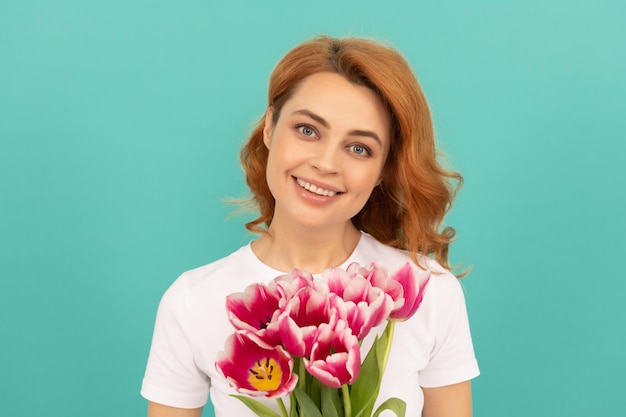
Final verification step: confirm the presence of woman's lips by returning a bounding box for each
[295,177,341,197]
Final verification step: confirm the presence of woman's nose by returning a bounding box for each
[310,144,339,175]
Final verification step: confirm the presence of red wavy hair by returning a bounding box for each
[239,36,463,272]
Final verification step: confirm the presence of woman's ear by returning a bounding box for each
[263,107,275,148]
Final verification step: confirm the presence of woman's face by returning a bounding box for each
[263,71,391,232]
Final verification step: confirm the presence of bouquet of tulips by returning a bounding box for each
[216,261,430,417]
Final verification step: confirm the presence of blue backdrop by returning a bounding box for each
[1,1,624,416]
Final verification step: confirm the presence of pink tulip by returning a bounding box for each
[271,269,315,307]
[278,286,338,358]
[216,331,298,398]
[386,262,430,321]
[349,262,405,313]
[304,320,361,388]
[225,282,282,346]
[316,267,392,340]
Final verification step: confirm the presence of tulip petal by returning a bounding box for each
[278,287,336,357]
[388,262,430,321]
[225,283,282,345]
[319,265,392,340]
[304,320,361,388]
[216,331,298,398]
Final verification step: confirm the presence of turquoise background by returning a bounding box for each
[1,1,624,416]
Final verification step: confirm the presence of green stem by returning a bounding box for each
[277,398,289,417]
[381,320,396,375]
[289,392,297,417]
[298,358,307,393]
[342,384,352,417]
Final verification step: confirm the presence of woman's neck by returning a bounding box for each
[251,221,361,274]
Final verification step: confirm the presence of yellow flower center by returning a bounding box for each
[248,357,283,391]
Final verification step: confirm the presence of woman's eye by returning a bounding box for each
[349,144,370,156]
[298,125,316,137]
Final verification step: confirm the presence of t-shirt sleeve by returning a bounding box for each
[141,278,210,408]
[419,271,480,388]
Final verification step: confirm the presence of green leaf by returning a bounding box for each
[372,397,406,417]
[292,386,323,417]
[230,395,283,417]
[350,336,380,417]
[362,322,395,417]
[320,385,344,417]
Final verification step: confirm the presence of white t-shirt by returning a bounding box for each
[141,232,479,416]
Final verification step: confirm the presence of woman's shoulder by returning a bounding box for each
[163,242,264,300]
[181,245,248,279]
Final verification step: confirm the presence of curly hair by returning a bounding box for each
[239,36,463,272]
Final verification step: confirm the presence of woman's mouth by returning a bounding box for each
[295,178,340,197]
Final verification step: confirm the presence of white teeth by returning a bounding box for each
[296,178,337,197]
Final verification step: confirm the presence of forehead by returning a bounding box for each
[280,72,390,136]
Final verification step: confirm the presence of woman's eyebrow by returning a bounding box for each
[349,129,382,146]
[292,109,383,146]
[293,109,328,128]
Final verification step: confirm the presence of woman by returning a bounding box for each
[141,35,479,417]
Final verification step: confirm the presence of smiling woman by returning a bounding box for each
[260,72,390,250]
[141,35,479,417]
